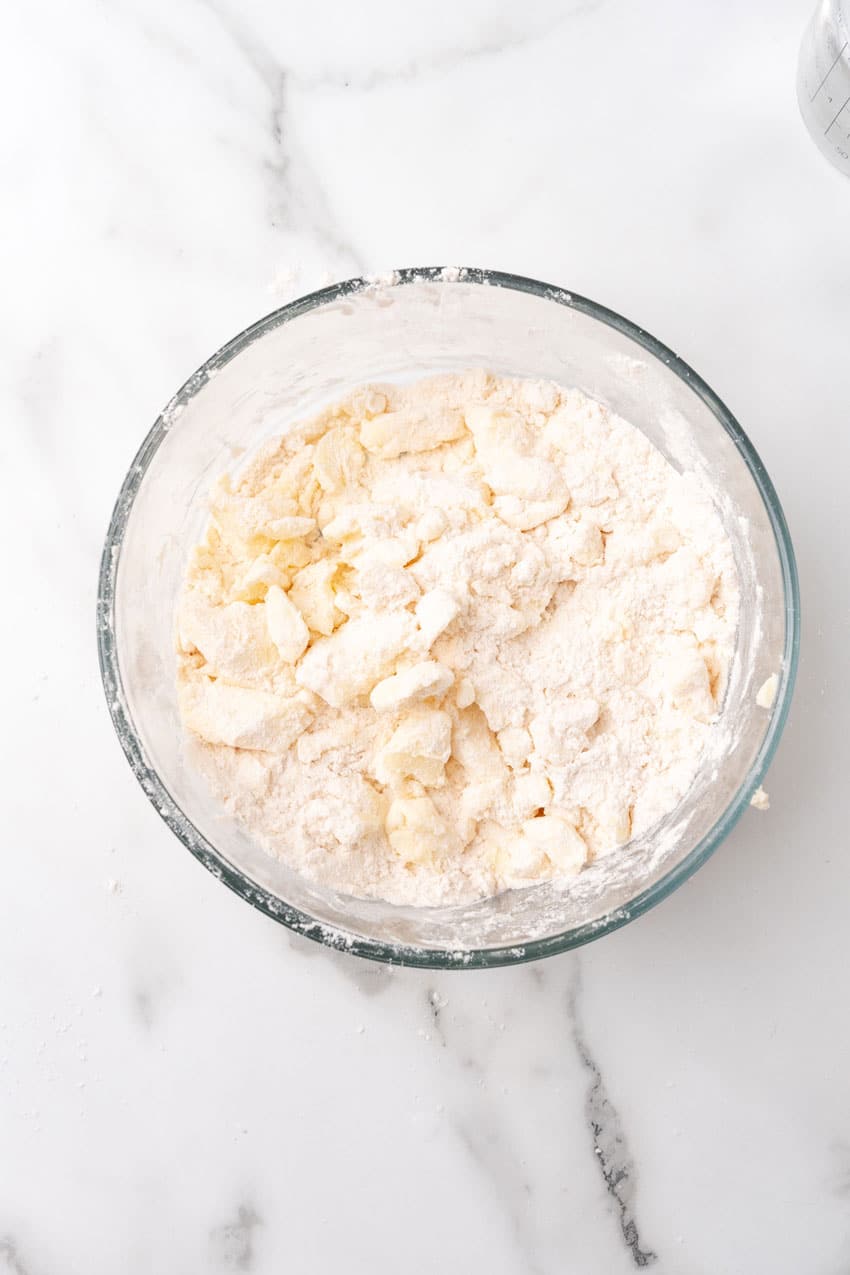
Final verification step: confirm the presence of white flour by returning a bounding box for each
[176,372,739,906]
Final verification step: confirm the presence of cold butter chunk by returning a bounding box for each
[528,698,600,765]
[455,678,475,709]
[295,611,417,707]
[508,771,553,820]
[264,516,317,540]
[179,678,312,753]
[312,427,365,492]
[264,585,309,663]
[415,588,461,648]
[288,560,338,637]
[666,647,715,721]
[496,725,533,769]
[464,404,531,460]
[360,408,466,458]
[493,494,569,532]
[374,708,452,786]
[369,662,454,712]
[518,814,587,874]
[230,553,287,602]
[385,794,447,864]
[178,593,279,682]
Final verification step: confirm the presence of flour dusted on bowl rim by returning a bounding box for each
[175,371,740,907]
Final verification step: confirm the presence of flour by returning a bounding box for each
[750,786,770,811]
[176,372,739,906]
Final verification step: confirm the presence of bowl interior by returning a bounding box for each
[99,270,797,966]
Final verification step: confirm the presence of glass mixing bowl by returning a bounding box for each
[97,268,799,968]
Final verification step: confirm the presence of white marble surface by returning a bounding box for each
[3,0,849,1270]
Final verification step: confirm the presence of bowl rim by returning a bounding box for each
[96,265,800,969]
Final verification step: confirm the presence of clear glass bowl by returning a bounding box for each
[97,268,799,969]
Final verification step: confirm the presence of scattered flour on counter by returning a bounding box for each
[267,263,300,297]
[176,371,739,906]
[363,269,400,289]
[750,786,770,811]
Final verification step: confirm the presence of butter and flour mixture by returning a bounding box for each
[176,371,739,906]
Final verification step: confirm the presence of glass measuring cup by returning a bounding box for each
[798,0,850,175]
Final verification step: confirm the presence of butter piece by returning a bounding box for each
[386,794,447,864]
[360,408,466,458]
[415,508,448,542]
[264,585,309,663]
[493,495,569,532]
[179,678,312,753]
[667,649,715,722]
[230,554,286,602]
[374,708,452,787]
[289,560,338,637]
[295,612,417,707]
[370,662,454,712]
[509,771,553,819]
[415,589,461,648]
[265,516,317,540]
[313,427,365,492]
[497,725,533,769]
[521,814,587,873]
[455,678,475,709]
[177,594,279,682]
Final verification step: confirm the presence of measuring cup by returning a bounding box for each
[798,0,850,174]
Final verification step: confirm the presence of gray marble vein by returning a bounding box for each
[452,1108,547,1275]
[335,953,395,996]
[569,965,658,1268]
[266,73,363,270]
[0,1238,31,1275]
[131,987,155,1030]
[427,986,450,1045]
[196,0,363,272]
[210,1204,263,1271]
[830,1139,850,1196]
[282,0,605,94]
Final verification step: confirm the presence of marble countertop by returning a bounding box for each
[4,0,849,1270]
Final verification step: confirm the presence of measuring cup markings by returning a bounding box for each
[798,2,850,172]
[809,38,848,102]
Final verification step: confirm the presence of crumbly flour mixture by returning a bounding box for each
[176,371,739,906]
